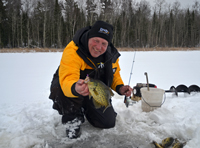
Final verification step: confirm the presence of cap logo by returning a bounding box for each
[99,28,109,36]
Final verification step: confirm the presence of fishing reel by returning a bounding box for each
[131,83,157,101]
[124,96,135,107]
[124,83,157,107]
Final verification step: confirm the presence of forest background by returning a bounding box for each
[0,0,200,50]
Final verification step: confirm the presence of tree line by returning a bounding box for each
[0,0,200,48]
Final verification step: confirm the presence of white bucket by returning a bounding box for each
[140,87,165,112]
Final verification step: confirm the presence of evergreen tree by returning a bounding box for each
[54,0,62,48]
[0,0,8,47]
[185,9,192,47]
[151,11,158,47]
[33,1,44,47]
[0,0,200,48]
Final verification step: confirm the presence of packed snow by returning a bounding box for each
[0,50,200,148]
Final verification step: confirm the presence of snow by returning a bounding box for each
[0,50,200,148]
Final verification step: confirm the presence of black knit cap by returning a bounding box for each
[88,21,113,43]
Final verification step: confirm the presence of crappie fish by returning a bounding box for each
[172,139,186,148]
[152,137,174,148]
[162,137,174,148]
[172,143,184,148]
[85,76,114,112]
[152,138,186,148]
[152,141,163,148]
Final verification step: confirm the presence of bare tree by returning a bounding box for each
[86,0,98,25]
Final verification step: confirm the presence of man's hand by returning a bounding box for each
[119,85,133,97]
[75,79,90,96]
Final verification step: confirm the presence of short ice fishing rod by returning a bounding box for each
[124,44,138,107]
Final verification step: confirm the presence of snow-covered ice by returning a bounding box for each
[0,51,200,148]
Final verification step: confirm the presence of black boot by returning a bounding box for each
[64,117,82,139]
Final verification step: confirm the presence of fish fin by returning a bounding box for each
[161,137,174,147]
[89,94,92,99]
[103,104,111,113]
[152,141,164,148]
[109,88,114,96]
[103,108,107,113]
[174,138,179,143]
[182,142,187,146]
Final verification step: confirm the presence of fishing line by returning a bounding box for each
[127,39,139,86]
[124,39,139,107]
[127,49,137,86]
[124,49,137,107]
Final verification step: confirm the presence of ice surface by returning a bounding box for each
[0,51,200,148]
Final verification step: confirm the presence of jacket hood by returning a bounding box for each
[73,26,120,64]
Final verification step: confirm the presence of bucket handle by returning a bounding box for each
[141,93,166,107]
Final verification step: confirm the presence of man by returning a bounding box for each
[49,21,132,139]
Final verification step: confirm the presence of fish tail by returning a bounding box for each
[103,105,111,113]
[103,107,107,113]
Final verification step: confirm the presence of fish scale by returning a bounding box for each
[85,76,114,112]
[95,85,107,106]
[93,82,109,106]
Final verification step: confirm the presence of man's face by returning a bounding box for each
[88,37,108,58]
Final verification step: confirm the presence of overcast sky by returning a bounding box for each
[135,0,197,8]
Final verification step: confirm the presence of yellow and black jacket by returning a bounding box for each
[49,26,124,115]
[59,26,124,98]
[50,26,124,102]
[59,42,124,98]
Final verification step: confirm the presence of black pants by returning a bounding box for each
[49,70,117,129]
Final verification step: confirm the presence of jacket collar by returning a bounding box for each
[73,26,121,68]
